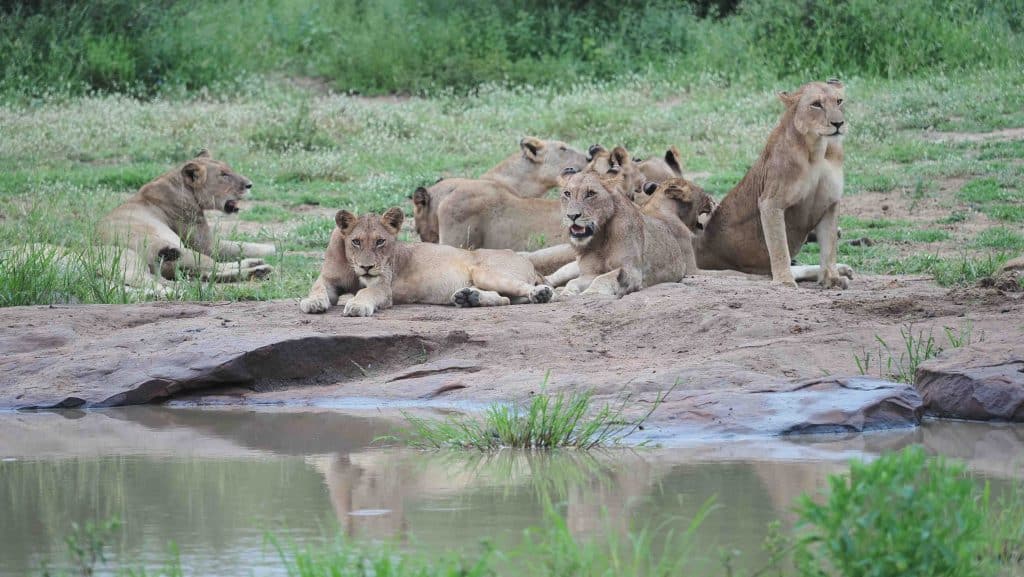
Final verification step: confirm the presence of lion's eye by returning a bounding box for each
[375,238,385,247]
[811,101,824,109]
[351,239,361,247]
[836,98,844,106]
[585,190,596,199]
[562,190,571,198]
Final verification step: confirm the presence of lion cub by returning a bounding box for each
[558,154,701,298]
[300,208,554,317]
[694,79,850,288]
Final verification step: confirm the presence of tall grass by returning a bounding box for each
[2,0,1021,100]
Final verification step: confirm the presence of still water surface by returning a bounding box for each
[1,408,1022,576]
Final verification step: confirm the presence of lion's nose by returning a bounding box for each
[567,212,581,222]
[831,121,844,129]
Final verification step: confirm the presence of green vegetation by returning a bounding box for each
[397,384,666,450]
[854,322,973,383]
[3,0,1021,100]
[793,447,995,577]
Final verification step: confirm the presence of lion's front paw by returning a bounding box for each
[530,284,553,304]
[343,299,375,317]
[300,295,330,314]
[837,263,854,280]
[452,287,481,307]
[819,269,850,290]
[771,276,798,289]
[249,243,277,257]
[239,258,265,268]
[246,264,274,280]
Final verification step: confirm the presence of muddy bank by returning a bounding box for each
[1,274,1021,435]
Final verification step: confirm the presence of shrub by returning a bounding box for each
[793,447,991,577]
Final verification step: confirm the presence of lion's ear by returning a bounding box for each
[520,137,545,162]
[336,210,357,234]
[412,186,430,208]
[665,146,683,176]
[777,90,799,108]
[826,77,844,89]
[608,146,631,174]
[642,181,658,195]
[194,148,211,159]
[181,162,207,189]
[558,166,579,188]
[381,207,405,234]
[587,144,605,161]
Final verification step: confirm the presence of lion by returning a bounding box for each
[693,79,852,288]
[299,207,554,317]
[424,145,652,275]
[97,149,275,286]
[411,137,587,243]
[558,155,700,298]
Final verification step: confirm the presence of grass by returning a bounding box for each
[2,67,1022,304]
[854,322,974,384]
[396,383,669,450]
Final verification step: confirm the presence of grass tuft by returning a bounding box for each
[396,377,670,450]
[854,322,974,384]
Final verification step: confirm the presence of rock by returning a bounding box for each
[915,338,1024,421]
[656,376,923,437]
[1000,255,1024,273]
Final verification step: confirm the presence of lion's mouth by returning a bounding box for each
[827,129,844,137]
[569,224,594,239]
[224,200,240,214]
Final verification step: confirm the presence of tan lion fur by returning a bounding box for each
[411,137,586,243]
[96,150,275,287]
[299,208,553,316]
[693,80,851,288]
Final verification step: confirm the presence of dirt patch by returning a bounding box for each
[923,127,1024,143]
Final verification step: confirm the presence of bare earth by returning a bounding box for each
[2,274,1021,437]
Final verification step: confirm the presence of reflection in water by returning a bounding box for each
[0,409,1021,577]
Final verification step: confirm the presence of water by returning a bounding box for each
[1,408,1022,576]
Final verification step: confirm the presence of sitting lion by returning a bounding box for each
[411,137,587,243]
[299,207,554,317]
[693,79,851,288]
[558,154,701,298]
[97,150,275,286]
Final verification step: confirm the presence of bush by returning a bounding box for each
[2,0,1021,99]
[793,447,991,577]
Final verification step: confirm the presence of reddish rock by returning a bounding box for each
[915,337,1024,421]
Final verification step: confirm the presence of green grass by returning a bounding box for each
[395,384,668,450]
[854,323,973,384]
[959,178,1017,204]
[974,227,1024,251]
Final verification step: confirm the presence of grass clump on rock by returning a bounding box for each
[398,385,667,450]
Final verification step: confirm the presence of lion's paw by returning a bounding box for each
[343,299,375,317]
[246,264,274,280]
[239,258,266,268]
[837,263,854,280]
[530,284,553,304]
[452,287,481,307]
[300,296,330,314]
[771,277,798,289]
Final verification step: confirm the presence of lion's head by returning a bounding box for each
[559,167,626,247]
[585,145,644,200]
[335,207,404,283]
[519,136,588,185]
[779,79,846,140]
[640,178,718,231]
[181,149,254,214]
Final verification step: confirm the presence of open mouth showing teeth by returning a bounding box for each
[224,200,239,213]
[569,224,593,238]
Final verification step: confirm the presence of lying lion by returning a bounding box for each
[97,150,275,286]
[411,137,586,243]
[299,207,554,317]
[694,79,852,288]
[558,155,702,297]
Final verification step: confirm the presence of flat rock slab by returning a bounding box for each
[915,336,1024,421]
[1,274,1020,436]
